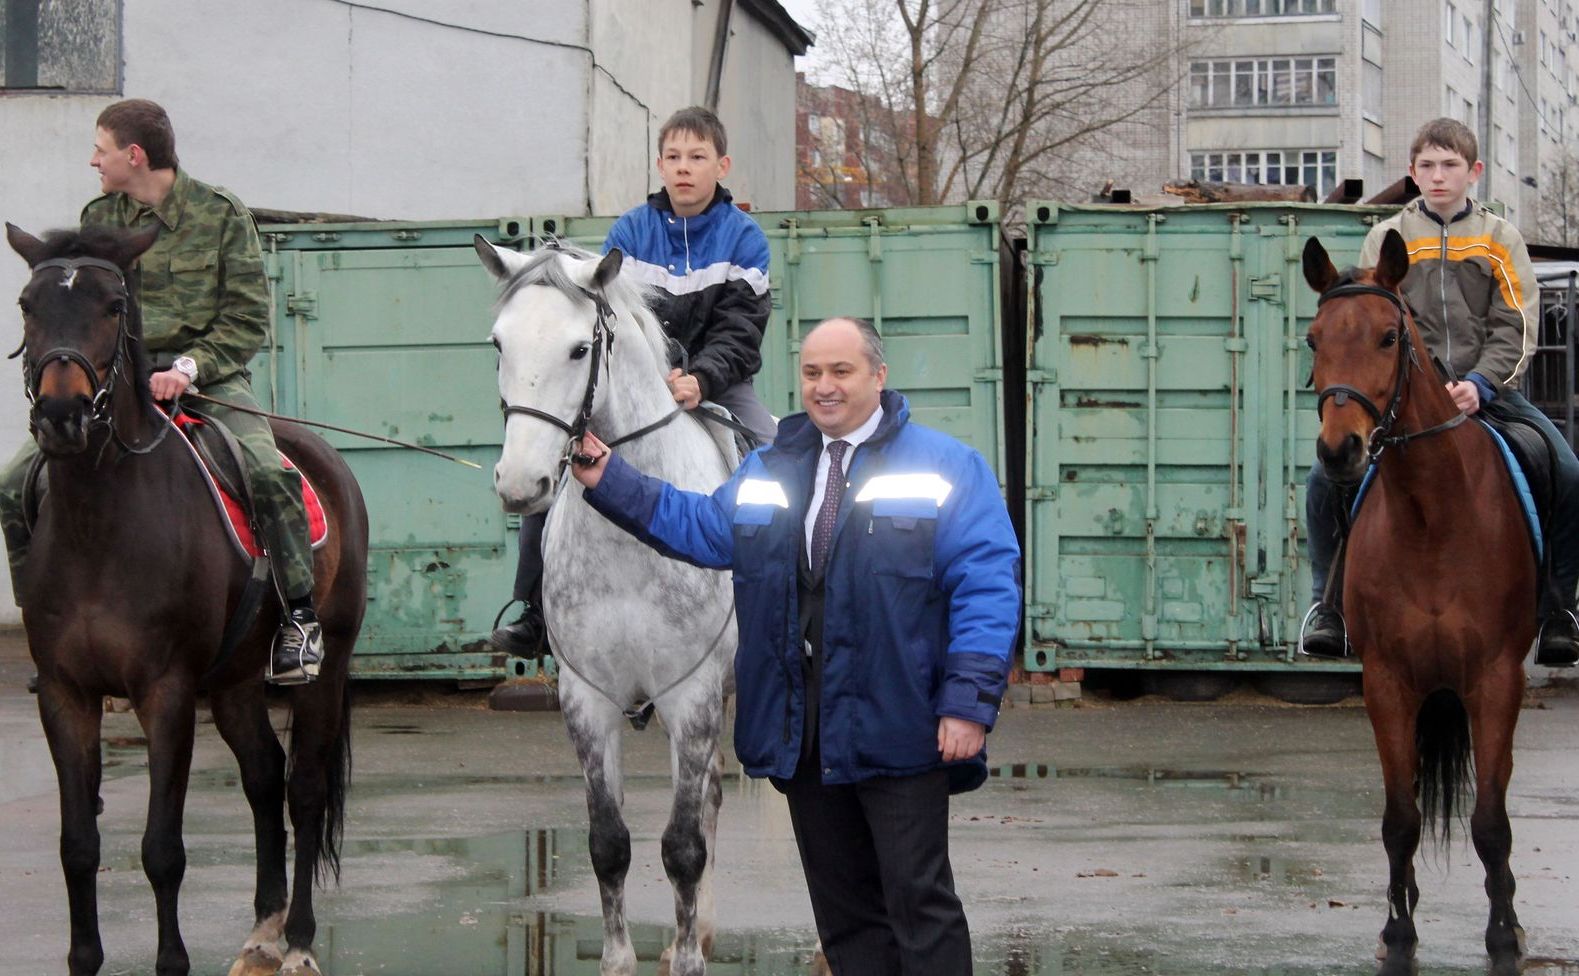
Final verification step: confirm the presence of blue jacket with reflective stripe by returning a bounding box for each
[585,390,1021,792]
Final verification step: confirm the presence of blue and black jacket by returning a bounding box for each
[585,390,1022,793]
[603,185,771,400]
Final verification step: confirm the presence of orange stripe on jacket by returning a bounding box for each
[1403,235,1526,319]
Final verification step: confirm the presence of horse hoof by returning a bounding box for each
[228,941,285,976]
[809,945,833,976]
[278,949,322,976]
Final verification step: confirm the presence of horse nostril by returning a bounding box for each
[1344,433,1363,455]
[536,477,550,498]
[493,465,501,485]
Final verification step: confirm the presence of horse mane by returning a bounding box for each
[30,226,156,414]
[494,241,671,375]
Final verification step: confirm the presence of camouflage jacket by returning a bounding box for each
[81,169,269,386]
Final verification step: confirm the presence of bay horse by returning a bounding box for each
[1304,229,1534,976]
[6,223,368,976]
[473,238,737,976]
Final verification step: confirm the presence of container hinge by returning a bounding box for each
[310,231,340,243]
[1030,250,1059,266]
[974,368,1003,381]
[1223,337,1248,353]
[390,229,423,242]
[285,292,318,319]
[1248,275,1282,303]
[970,250,1000,264]
[1026,603,1057,619]
[1026,486,1058,501]
[1026,369,1057,385]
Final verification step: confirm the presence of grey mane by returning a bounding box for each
[495,240,670,370]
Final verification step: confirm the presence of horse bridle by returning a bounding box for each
[1313,282,1466,461]
[498,276,683,474]
[12,256,171,456]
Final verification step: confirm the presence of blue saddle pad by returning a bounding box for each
[1348,418,1542,563]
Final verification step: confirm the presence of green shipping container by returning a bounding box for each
[1023,202,1392,673]
[256,205,1006,679]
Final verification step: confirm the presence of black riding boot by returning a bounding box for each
[1300,602,1349,659]
[490,513,546,658]
[1536,610,1579,667]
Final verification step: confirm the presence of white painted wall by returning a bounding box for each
[0,0,805,618]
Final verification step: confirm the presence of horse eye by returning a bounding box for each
[1305,334,1316,351]
[17,299,30,317]
[108,300,125,317]
[1380,330,1398,348]
[570,342,591,361]
[490,336,501,351]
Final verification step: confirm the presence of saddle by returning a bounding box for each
[168,408,329,560]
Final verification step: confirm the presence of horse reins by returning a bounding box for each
[12,257,173,457]
[1313,282,1467,461]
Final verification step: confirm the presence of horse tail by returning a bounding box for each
[289,677,353,886]
[1415,688,1473,848]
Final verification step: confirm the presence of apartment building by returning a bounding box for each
[1184,0,1576,238]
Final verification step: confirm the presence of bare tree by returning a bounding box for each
[808,0,1189,216]
[1537,148,1579,249]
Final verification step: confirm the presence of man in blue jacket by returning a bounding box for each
[491,105,776,657]
[570,317,1021,975]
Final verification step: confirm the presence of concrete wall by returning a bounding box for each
[715,10,800,210]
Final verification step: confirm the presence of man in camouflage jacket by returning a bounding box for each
[0,99,324,684]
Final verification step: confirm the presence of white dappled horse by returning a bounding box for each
[474,238,738,976]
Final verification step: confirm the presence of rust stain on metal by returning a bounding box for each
[1068,334,1133,347]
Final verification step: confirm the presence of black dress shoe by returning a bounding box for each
[1300,603,1349,659]
[1535,611,1579,667]
[490,602,546,658]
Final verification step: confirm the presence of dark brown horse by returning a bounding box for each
[6,223,368,976]
[1304,229,1534,976]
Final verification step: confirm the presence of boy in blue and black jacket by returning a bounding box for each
[491,106,777,656]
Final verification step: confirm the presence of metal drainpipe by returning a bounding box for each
[1142,214,1163,659]
[786,220,802,413]
[1282,215,1303,660]
[1225,214,1245,660]
[1568,270,1577,449]
[866,218,884,335]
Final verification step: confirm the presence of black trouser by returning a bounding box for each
[780,758,972,976]
[511,512,546,604]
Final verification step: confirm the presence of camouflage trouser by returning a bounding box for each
[0,374,316,603]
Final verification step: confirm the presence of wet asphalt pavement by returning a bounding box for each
[2,631,1577,976]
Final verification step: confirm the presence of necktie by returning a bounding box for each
[811,440,849,579]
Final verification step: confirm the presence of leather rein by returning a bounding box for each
[11,256,172,457]
[498,278,683,474]
[1313,282,1467,462]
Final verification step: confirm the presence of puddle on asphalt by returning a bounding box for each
[990,764,1286,799]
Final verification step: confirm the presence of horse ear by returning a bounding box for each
[5,223,48,267]
[108,224,161,270]
[592,248,623,290]
[1302,236,1339,294]
[1373,229,1409,292]
[473,235,527,281]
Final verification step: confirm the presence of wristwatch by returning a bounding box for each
[172,356,198,383]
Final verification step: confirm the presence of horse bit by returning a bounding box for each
[11,256,171,456]
[1312,281,1467,462]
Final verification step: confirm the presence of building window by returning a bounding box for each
[1446,84,1459,115]
[1190,149,1339,196]
[1188,56,1338,108]
[0,0,120,92]
[1190,0,1335,14]
[1446,1,1457,47]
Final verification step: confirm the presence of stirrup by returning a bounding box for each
[1298,602,1350,659]
[268,614,322,686]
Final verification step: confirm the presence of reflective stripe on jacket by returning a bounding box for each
[1359,198,1538,390]
[585,390,1022,792]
